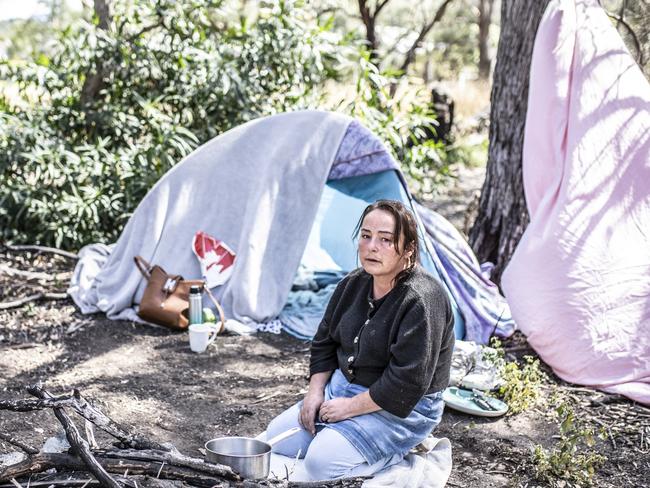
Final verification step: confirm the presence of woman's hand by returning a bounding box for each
[318,397,356,423]
[319,391,381,424]
[299,390,324,435]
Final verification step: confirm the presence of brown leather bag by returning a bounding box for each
[134,256,225,332]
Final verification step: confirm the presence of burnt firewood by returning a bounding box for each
[0,387,365,488]
[0,396,76,412]
[1,452,364,487]
[27,388,121,488]
[25,385,170,452]
[96,449,238,480]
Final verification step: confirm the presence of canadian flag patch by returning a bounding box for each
[192,231,236,288]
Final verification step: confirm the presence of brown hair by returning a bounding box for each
[353,199,420,285]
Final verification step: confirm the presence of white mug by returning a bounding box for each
[188,323,218,353]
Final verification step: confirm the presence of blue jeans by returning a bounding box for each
[266,370,445,480]
[266,402,402,480]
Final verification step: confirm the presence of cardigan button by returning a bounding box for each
[347,355,354,363]
[353,336,359,344]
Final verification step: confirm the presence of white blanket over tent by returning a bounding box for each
[70,111,350,324]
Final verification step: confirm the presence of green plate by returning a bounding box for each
[442,387,508,417]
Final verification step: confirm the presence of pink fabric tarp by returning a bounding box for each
[502,0,650,404]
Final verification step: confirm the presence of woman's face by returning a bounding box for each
[358,209,411,283]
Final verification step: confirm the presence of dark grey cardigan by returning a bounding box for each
[310,265,455,418]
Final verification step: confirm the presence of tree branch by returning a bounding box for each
[96,449,238,480]
[0,396,76,412]
[398,0,455,74]
[126,19,165,43]
[375,0,392,17]
[3,245,78,260]
[27,389,121,488]
[0,293,68,311]
[0,265,71,283]
[1,452,365,487]
[25,387,172,452]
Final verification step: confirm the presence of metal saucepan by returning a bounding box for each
[205,426,302,479]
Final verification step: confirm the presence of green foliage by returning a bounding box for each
[1,0,461,250]
[499,355,546,414]
[429,1,482,80]
[335,52,461,196]
[531,403,606,486]
[488,338,546,415]
[0,0,347,249]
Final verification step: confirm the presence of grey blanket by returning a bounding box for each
[69,110,351,324]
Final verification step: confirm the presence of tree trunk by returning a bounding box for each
[80,0,111,106]
[468,0,551,284]
[358,0,379,60]
[477,0,495,79]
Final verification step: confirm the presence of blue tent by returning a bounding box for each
[279,120,513,343]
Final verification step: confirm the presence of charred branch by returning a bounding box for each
[1,452,364,487]
[0,396,77,412]
[24,386,171,452]
[27,388,122,488]
[0,387,366,488]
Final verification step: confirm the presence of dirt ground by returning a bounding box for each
[1,166,649,487]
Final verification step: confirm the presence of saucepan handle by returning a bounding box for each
[266,426,303,447]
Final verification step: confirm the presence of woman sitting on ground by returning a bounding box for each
[266,199,455,480]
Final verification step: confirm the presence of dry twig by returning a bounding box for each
[0,293,68,310]
[3,245,78,260]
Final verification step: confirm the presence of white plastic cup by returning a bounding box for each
[189,323,218,353]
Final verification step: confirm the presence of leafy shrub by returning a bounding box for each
[1,0,459,250]
[498,355,546,414]
[336,53,462,196]
[0,0,347,249]
[531,403,606,486]
[487,338,546,414]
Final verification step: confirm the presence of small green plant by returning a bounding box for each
[487,338,546,414]
[531,403,606,487]
[499,355,546,414]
